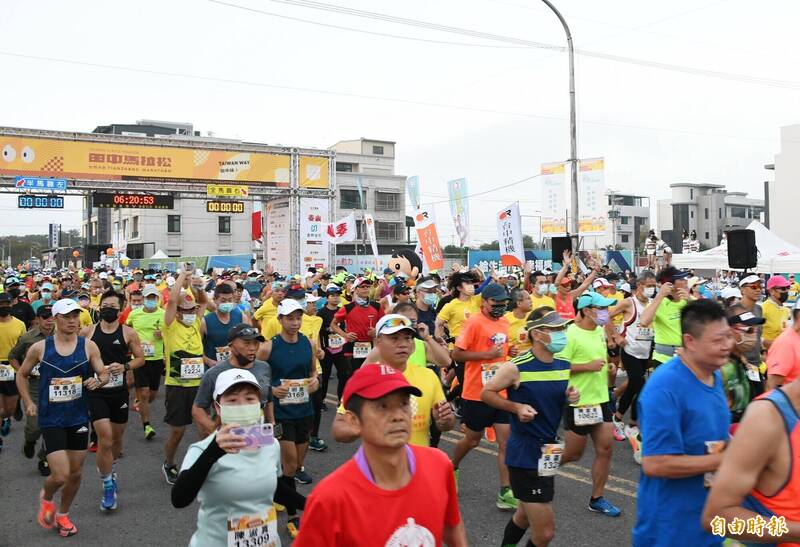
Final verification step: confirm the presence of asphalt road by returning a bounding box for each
[1,385,641,546]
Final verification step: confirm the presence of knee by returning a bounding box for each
[463,434,481,450]
[595,441,613,458]
[537,523,555,544]
[49,472,67,488]
[68,470,82,483]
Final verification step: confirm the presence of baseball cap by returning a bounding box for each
[41,282,54,291]
[352,276,373,288]
[341,364,422,408]
[739,274,761,287]
[687,277,707,290]
[213,368,262,400]
[481,283,510,301]
[36,305,53,318]
[99,272,108,280]
[176,292,199,310]
[166,276,176,287]
[767,275,791,290]
[576,292,617,310]
[657,267,691,284]
[325,285,342,294]
[142,285,160,298]
[0,293,11,304]
[375,314,417,336]
[383,268,393,275]
[416,276,438,290]
[52,299,81,316]
[227,324,266,343]
[285,286,306,300]
[720,286,742,300]
[526,310,572,331]
[559,277,572,287]
[305,294,321,303]
[619,282,632,294]
[727,311,766,327]
[592,278,613,289]
[277,299,304,316]
[4,277,20,287]
[393,283,410,296]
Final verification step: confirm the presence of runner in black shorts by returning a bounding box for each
[81,290,144,512]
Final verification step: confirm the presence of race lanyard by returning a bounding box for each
[280,379,310,405]
[49,376,82,403]
[573,404,603,426]
[180,357,204,380]
[227,506,278,547]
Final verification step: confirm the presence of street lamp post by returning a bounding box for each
[540,0,579,251]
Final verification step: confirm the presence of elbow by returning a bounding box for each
[452,350,465,362]
[641,458,661,478]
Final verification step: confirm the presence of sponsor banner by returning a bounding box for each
[0,134,291,184]
[540,162,567,237]
[265,199,291,274]
[497,202,525,267]
[363,214,381,269]
[299,156,329,189]
[207,184,249,197]
[333,254,393,273]
[447,178,470,246]
[325,213,357,244]
[579,157,606,235]
[299,198,329,270]
[406,175,421,210]
[414,207,445,271]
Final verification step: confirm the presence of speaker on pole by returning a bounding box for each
[726,229,757,270]
[551,236,572,263]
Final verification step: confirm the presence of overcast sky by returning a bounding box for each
[1,0,798,243]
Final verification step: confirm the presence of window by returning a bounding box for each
[340,189,365,209]
[705,232,710,239]
[375,192,400,211]
[218,216,231,234]
[167,215,181,233]
[621,234,629,243]
[704,208,709,220]
[376,222,402,240]
[730,206,747,219]
[335,162,353,172]
[372,145,384,155]
[132,216,139,239]
[620,216,630,225]
[122,219,128,237]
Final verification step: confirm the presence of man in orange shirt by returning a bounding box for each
[765,299,800,389]
[451,283,516,510]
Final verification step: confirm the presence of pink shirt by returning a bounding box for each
[766,328,800,383]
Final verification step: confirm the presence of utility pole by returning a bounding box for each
[540,0,579,251]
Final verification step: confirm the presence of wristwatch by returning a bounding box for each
[123,362,131,372]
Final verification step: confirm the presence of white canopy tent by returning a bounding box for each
[150,249,169,259]
[671,221,800,274]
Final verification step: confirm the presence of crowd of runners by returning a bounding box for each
[0,253,799,545]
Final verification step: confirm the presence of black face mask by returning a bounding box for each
[489,303,507,318]
[7,288,20,299]
[232,349,254,367]
[99,307,120,323]
[779,292,789,303]
[0,307,10,317]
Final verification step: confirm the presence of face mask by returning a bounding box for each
[144,299,158,310]
[537,283,548,295]
[544,331,568,353]
[232,349,254,367]
[462,284,475,296]
[7,288,20,299]
[593,309,610,326]
[131,304,143,311]
[41,290,52,301]
[549,284,558,295]
[218,302,237,314]
[644,287,657,299]
[113,284,122,292]
[736,331,757,353]
[778,292,789,303]
[99,307,120,323]
[489,303,507,318]
[218,402,261,426]
[0,307,10,317]
[355,296,368,306]
[422,293,439,307]
[181,314,197,325]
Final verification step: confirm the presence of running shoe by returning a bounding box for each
[611,415,627,442]
[589,496,622,517]
[625,425,642,465]
[88,441,97,453]
[274,503,285,512]
[23,440,35,459]
[38,460,50,477]
[144,424,156,440]
[287,517,300,539]
[295,467,313,484]
[0,417,10,436]
[162,463,179,485]
[485,426,497,443]
[55,514,78,537]
[132,399,140,413]
[496,488,519,510]
[101,482,118,511]
[37,491,55,529]
[308,437,327,452]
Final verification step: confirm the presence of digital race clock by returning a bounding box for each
[92,193,174,209]
[18,194,65,209]
[206,200,245,214]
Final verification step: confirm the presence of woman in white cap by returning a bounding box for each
[172,368,304,547]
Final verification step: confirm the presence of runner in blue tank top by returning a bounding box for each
[15,299,107,538]
[201,282,249,367]
[481,308,579,547]
[260,298,319,539]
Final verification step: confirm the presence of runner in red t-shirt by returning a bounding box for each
[294,363,466,547]
[330,277,383,372]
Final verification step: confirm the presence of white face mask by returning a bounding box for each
[181,314,196,325]
[643,287,656,299]
[537,283,548,295]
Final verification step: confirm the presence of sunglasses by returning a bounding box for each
[733,325,755,334]
[234,327,260,338]
[377,316,412,333]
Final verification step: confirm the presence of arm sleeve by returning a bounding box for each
[640,384,684,457]
[171,437,226,508]
[475,276,492,295]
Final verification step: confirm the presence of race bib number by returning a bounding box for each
[635,327,654,341]
[745,366,761,382]
[704,440,726,488]
[328,334,344,350]
[537,443,564,477]
[574,404,603,426]
[49,376,82,403]
[141,341,155,358]
[353,342,371,359]
[280,379,310,405]
[0,364,14,381]
[481,363,500,386]
[100,367,124,389]
[216,346,232,363]
[180,357,204,380]
[227,506,278,547]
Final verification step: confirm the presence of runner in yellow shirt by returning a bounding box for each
[505,289,533,357]
[253,281,287,332]
[763,275,792,349]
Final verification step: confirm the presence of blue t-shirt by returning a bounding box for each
[633,356,730,547]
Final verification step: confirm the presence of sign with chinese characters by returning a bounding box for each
[540,162,567,237]
[447,178,470,246]
[413,207,444,270]
[15,177,67,191]
[325,213,357,244]
[363,214,381,269]
[207,184,249,197]
[578,157,606,235]
[299,198,329,270]
[265,199,291,275]
[497,202,525,267]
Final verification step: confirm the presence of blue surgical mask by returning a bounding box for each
[218,302,236,314]
[144,299,158,310]
[422,293,439,307]
[593,309,610,326]
[545,331,568,353]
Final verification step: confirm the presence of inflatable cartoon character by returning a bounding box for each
[386,250,422,284]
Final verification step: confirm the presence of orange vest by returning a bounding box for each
[555,292,575,320]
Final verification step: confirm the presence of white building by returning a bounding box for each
[770,124,800,245]
[592,192,650,251]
